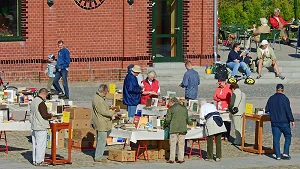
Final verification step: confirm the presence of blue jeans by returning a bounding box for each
[271,123,292,158]
[94,131,107,160]
[226,62,251,77]
[53,69,69,97]
[127,105,137,120]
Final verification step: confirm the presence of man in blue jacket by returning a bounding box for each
[53,40,70,99]
[265,84,295,160]
[123,65,142,122]
[179,61,200,100]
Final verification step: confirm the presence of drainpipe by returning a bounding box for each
[122,0,125,69]
[213,0,218,63]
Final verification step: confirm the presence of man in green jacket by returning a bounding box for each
[164,97,191,164]
[92,84,118,163]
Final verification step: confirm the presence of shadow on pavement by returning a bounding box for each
[288,54,300,58]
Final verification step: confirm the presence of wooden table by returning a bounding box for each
[106,93,122,106]
[44,122,72,165]
[241,114,274,155]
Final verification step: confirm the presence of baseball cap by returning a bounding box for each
[274,8,280,13]
[276,84,284,90]
[216,78,227,84]
[47,54,55,59]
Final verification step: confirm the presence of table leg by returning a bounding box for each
[258,120,263,155]
[241,115,246,150]
[51,126,57,164]
[68,127,72,163]
[254,121,259,150]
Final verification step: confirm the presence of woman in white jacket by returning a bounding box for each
[229,83,246,145]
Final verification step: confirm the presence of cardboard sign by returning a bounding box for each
[245,103,253,115]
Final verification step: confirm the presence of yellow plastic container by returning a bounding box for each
[206,68,212,74]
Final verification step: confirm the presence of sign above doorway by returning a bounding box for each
[74,0,105,10]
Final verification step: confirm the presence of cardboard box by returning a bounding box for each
[108,149,135,162]
[158,149,170,159]
[115,100,127,109]
[136,149,159,160]
[64,129,73,139]
[46,129,65,149]
[158,140,170,149]
[72,128,96,141]
[72,139,96,148]
[70,119,91,129]
[65,107,91,119]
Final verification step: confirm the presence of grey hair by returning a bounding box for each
[147,70,157,78]
[98,84,108,93]
[260,18,268,25]
[198,98,207,105]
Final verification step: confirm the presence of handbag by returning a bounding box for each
[230,93,243,115]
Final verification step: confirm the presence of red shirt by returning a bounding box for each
[213,84,232,110]
[140,79,160,104]
[269,16,289,29]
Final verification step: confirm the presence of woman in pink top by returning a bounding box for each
[213,78,232,141]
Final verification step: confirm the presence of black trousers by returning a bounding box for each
[222,121,231,139]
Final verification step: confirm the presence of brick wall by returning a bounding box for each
[0,0,214,82]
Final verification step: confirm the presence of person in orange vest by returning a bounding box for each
[140,71,160,104]
[213,78,232,141]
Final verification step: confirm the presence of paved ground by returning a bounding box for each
[1,82,299,168]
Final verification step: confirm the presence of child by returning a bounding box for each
[243,50,255,72]
[44,54,57,92]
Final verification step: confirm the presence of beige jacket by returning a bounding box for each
[92,92,114,131]
[253,25,271,42]
[257,46,276,62]
[229,88,246,116]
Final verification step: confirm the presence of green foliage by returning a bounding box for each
[218,0,300,29]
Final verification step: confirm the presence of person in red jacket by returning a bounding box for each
[213,78,232,141]
[140,71,160,104]
[269,8,291,45]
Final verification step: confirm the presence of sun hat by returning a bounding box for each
[132,65,141,73]
[260,40,268,46]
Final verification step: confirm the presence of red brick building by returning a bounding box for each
[0,0,214,82]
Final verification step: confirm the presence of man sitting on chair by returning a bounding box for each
[256,40,285,80]
[244,18,270,50]
[269,8,292,45]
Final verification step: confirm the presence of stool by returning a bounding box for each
[135,140,149,162]
[185,138,205,158]
[0,131,8,154]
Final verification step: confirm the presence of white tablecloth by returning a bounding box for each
[5,104,30,112]
[0,121,31,131]
[136,104,167,117]
[110,127,205,143]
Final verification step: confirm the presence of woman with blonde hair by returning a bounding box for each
[140,70,160,104]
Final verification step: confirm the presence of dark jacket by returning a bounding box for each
[123,72,141,106]
[227,50,243,63]
[265,93,294,123]
[56,47,70,70]
[243,56,253,65]
[164,103,192,134]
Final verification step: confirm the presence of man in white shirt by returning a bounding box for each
[199,99,222,162]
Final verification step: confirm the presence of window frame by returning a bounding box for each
[0,0,23,42]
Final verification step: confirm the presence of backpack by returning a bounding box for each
[214,64,228,79]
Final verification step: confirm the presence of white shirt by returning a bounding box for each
[200,103,217,119]
[260,47,269,57]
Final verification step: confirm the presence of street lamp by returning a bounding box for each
[127,0,134,6]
